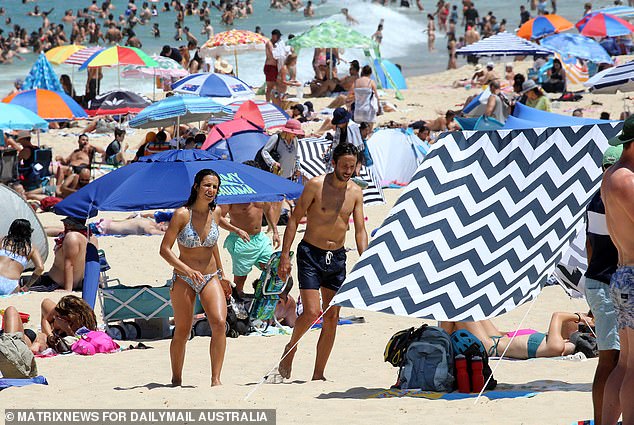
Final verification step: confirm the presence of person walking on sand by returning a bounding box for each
[601,115,634,425]
[160,169,230,387]
[427,14,436,52]
[277,143,368,380]
[264,29,282,103]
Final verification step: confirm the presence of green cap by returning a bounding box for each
[602,144,623,167]
[609,116,634,146]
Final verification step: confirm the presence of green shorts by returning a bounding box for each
[224,232,274,277]
[0,332,38,379]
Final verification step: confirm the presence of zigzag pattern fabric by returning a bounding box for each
[332,124,622,321]
[552,222,587,298]
[298,137,385,206]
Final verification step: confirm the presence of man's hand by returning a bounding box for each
[277,252,291,281]
[236,229,250,243]
[272,232,281,249]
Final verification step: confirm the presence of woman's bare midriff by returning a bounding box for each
[178,246,217,274]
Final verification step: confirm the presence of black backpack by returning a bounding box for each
[254,134,281,171]
[450,329,497,391]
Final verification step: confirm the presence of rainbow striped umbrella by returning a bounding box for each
[64,46,104,66]
[200,30,269,76]
[45,44,86,65]
[517,14,574,40]
[2,89,87,122]
[579,12,634,37]
[79,45,158,70]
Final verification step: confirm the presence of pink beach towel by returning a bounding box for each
[71,331,119,356]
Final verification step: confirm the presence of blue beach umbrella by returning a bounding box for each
[206,130,270,163]
[22,53,64,92]
[53,149,304,218]
[541,33,613,64]
[372,59,407,90]
[129,95,232,129]
[0,103,49,131]
[171,73,255,103]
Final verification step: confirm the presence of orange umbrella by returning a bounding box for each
[517,14,573,40]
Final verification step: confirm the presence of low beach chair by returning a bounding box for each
[248,251,293,332]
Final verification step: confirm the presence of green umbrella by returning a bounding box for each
[287,21,378,51]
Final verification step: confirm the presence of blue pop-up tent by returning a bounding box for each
[510,103,612,127]
[372,59,407,90]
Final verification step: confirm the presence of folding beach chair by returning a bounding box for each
[0,149,18,183]
[248,251,293,333]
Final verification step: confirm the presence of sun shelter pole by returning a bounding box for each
[118,64,121,89]
[328,48,333,80]
[234,50,239,77]
[36,128,40,148]
[153,67,156,101]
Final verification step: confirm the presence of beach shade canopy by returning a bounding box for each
[592,6,634,19]
[53,149,304,218]
[517,14,574,40]
[579,12,634,37]
[45,44,86,65]
[455,115,504,130]
[287,21,378,50]
[202,118,264,149]
[79,45,158,70]
[200,29,269,56]
[22,53,64,92]
[512,102,612,126]
[0,185,48,269]
[64,46,104,66]
[541,33,613,64]
[584,60,634,94]
[331,122,623,321]
[208,100,289,129]
[0,103,49,131]
[456,32,552,56]
[121,54,188,79]
[206,130,270,163]
[372,59,407,89]
[2,89,87,122]
[171,73,254,103]
[129,95,231,129]
[86,90,152,117]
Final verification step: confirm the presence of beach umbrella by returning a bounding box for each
[202,118,264,149]
[287,21,377,50]
[2,89,87,122]
[517,14,574,40]
[121,54,188,79]
[129,95,231,129]
[579,12,634,37]
[584,60,634,94]
[541,33,613,64]
[0,103,48,131]
[86,90,152,117]
[79,45,158,70]
[206,130,270,163]
[171,73,254,104]
[456,32,554,56]
[64,46,105,66]
[199,30,269,76]
[53,149,305,218]
[45,44,86,65]
[208,100,289,129]
[22,53,64,92]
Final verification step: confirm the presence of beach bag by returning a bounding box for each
[254,134,281,172]
[395,325,455,391]
[450,329,497,390]
[384,325,426,367]
[71,331,119,355]
[570,331,598,358]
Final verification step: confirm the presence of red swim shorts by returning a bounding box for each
[263,64,278,82]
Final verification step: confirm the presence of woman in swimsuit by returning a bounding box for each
[160,169,228,386]
[0,219,44,295]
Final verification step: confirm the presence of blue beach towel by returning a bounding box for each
[0,375,48,390]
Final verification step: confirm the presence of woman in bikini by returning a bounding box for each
[160,169,229,386]
[0,219,44,295]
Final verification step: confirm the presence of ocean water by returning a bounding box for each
[0,0,622,96]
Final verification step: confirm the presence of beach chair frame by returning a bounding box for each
[248,251,293,333]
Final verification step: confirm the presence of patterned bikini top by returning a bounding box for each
[176,209,219,248]
[0,248,28,268]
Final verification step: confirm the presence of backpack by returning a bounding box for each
[450,329,497,391]
[392,325,455,391]
[254,134,281,171]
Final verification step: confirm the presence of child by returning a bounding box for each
[152,22,160,38]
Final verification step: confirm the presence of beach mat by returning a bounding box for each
[0,375,48,390]
[310,316,365,329]
[572,422,622,425]
[368,388,538,400]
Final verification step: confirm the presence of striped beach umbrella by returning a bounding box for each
[79,45,158,70]
[121,54,188,79]
[2,89,87,122]
[45,44,86,65]
[517,14,574,40]
[64,46,105,66]
[129,95,231,129]
[584,60,634,94]
[456,32,552,56]
[579,13,634,37]
[209,100,289,129]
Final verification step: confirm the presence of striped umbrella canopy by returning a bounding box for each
[2,89,87,122]
[0,103,49,131]
[456,32,552,56]
[208,100,289,129]
[517,14,574,40]
[22,53,64,92]
[579,12,634,37]
[171,73,254,103]
[584,60,634,94]
[129,95,231,129]
[64,46,105,66]
[45,44,86,65]
[121,54,188,79]
[79,45,158,70]
[287,21,377,50]
[200,30,269,55]
[541,33,613,64]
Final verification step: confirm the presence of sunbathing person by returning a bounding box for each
[0,307,38,378]
[423,110,458,132]
[0,219,44,295]
[441,311,593,360]
[89,217,169,235]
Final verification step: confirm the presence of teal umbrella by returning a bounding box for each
[0,103,49,131]
[22,53,63,92]
[287,21,378,50]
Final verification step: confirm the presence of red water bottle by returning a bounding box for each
[471,356,485,392]
[455,355,470,393]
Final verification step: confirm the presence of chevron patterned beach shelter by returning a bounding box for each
[332,124,622,321]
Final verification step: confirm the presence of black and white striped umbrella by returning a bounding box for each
[456,32,552,57]
[584,60,634,93]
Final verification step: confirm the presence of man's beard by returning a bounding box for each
[334,168,350,182]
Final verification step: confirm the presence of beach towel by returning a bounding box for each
[353,87,378,123]
[368,388,537,400]
[0,375,48,390]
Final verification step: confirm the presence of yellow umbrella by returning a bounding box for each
[45,44,87,65]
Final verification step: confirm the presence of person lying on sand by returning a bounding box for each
[422,110,459,132]
[441,311,594,359]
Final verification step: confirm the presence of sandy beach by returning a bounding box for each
[1,58,624,424]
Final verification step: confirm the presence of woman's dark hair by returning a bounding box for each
[332,143,359,164]
[361,65,372,77]
[2,219,32,257]
[55,295,97,332]
[185,168,221,211]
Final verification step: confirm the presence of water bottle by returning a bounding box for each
[471,356,485,393]
[455,355,470,393]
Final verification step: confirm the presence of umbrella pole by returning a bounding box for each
[37,128,40,148]
[153,68,156,101]
[118,64,121,90]
[328,48,332,80]
[234,50,239,77]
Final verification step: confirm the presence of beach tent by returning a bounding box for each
[512,102,610,126]
[372,59,406,90]
[332,122,622,321]
[456,32,552,57]
[0,185,48,269]
[365,128,429,187]
[22,53,64,92]
[456,115,504,131]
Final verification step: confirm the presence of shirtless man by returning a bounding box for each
[55,134,103,177]
[425,110,457,132]
[264,29,282,103]
[601,116,634,425]
[278,143,368,380]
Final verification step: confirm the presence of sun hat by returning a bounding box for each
[15,130,31,141]
[281,119,304,136]
[214,57,233,74]
[609,115,634,146]
[331,107,351,125]
[486,61,495,68]
[62,216,87,230]
[474,64,483,72]
[521,80,540,94]
[602,145,623,166]
[505,62,513,69]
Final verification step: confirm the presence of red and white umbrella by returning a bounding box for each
[208,100,289,130]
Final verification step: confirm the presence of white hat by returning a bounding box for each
[486,61,495,68]
[214,57,233,74]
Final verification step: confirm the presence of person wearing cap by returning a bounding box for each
[330,107,364,155]
[482,61,499,85]
[585,145,622,425]
[521,80,551,112]
[264,29,282,103]
[601,115,634,425]
[261,119,304,180]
